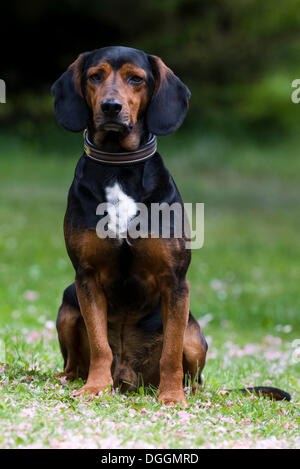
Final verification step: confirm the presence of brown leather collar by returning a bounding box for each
[83,130,157,165]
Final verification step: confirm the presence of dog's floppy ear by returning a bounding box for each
[146,55,191,136]
[51,52,90,132]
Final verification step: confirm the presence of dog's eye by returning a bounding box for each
[89,73,102,82]
[128,75,144,85]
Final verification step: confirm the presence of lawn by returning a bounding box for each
[0,122,299,448]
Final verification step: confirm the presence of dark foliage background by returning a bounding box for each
[1,0,300,128]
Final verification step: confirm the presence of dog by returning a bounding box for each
[52,46,290,406]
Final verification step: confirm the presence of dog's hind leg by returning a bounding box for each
[183,313,207,390]
[182,315,290,401]
[55,284,90,380]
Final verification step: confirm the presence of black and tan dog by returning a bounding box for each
[52,46,290,406]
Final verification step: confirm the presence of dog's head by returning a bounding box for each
[51,46,191,150]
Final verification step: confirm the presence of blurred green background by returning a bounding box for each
[0,0,300,344]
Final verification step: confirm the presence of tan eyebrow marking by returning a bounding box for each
[87,62,112,79]
[118,63,147,81]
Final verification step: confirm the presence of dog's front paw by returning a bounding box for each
[74,382,112,398]
[157,389,187,407]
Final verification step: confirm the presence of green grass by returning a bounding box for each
[0,122,299,448]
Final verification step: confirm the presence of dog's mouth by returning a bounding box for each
[98,120,133,134]
[92,116,141,151]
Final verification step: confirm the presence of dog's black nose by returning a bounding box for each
[101,98,122,116]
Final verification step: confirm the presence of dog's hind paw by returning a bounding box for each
[54,371,77,381]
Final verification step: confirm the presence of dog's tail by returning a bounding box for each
[225,386,291,401]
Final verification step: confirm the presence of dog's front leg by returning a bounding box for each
[74,269,113,397]
[158,278,190,407]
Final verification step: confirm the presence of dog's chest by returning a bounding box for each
[105,182,138,236]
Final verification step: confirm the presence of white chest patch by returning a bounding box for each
[105,182,137,236]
